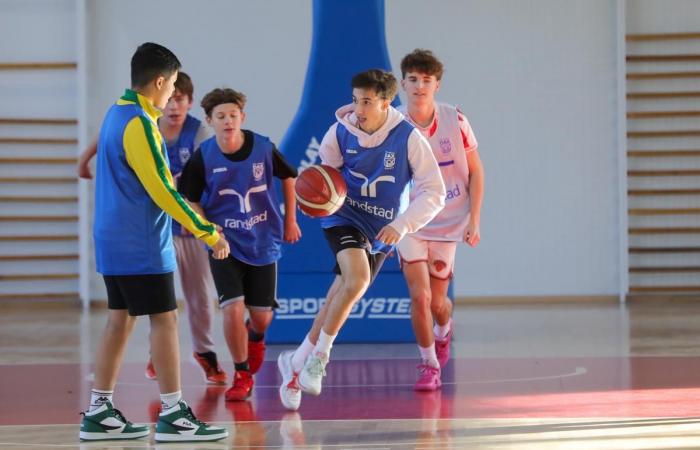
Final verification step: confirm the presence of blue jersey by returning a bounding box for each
[165,115,200,236]
[320,120,414,254]
[199,134,284,265]
[94,95,175,275]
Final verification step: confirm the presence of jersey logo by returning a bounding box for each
[347,148,358,154]
[439,138,452,154]
[348,170,395,198]
[383,151,395,169]
[178,147,191,165]
[218,185,268,213]
[213,167,228,173]
[253,162,264,181]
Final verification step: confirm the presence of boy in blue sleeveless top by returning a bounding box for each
[80,43,228,442]
[178,88,301,402]
[78,72,227,386]
[277,69,446,410]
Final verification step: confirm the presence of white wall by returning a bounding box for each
[80,0,623,298]
[388,0,621,296]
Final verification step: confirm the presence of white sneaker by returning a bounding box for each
[278,351,302,411]
[298,352,328,396]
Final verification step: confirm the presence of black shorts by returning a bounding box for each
[208,255,278,310]
[323,226,387,283]
[103,272,177,316]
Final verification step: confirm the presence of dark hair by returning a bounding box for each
[200,88,247,117]
[351,69,398,100]
[174,71,194,101]
[130,42,181,88]
[400,49,444,81]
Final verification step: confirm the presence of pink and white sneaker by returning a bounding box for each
[435,321,452,368]
[414,363,442,391]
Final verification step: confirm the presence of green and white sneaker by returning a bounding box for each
[155,400,228,442]
[79,402,150,441]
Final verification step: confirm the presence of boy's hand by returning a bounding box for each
[464,220,480,247]
[210,235,230,260]
[77,158,93,179]
[284,220,302,243]
[376,225,401,246]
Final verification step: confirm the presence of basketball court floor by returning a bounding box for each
[1,298,700,449]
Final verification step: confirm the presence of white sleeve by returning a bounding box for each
[194,123,214,148]
[318,123,343,169]
[389,130,446,237]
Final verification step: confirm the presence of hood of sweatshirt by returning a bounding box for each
[334,104,406,148]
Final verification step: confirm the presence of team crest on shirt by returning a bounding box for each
[383,151,396,170]
[252,162,265,181]
[439,138,452,154]
[178,147,191,165]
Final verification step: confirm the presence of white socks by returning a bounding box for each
[88,389,113,412]
[160,391,182,412]
[314,330,336,358]
[419,344,440,369]
[291,334,316,373]
[434,320,451,340]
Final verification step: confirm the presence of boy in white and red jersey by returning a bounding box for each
[397,49,485,391]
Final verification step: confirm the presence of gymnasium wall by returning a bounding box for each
[0,0,630,299]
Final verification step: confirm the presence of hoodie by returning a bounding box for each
[319,104,446,242]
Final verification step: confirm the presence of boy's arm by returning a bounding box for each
[458,109,483,246]
[122,117,222,248]
[282,178,301,243]
[388,130,446,238]
[272,147,301,243]
[185,200,230,259]
[77,137,98,179]
[465,149,484,246]
[318,123,343,168]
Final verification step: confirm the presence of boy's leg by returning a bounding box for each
[81,275,166,441]
[243,262,277,375]
[222,301,247,365]
[92,309,137,391]
[149,310,182,395]
[319,248,371,336]
[174,236,217,353]
[298,247,371,396]
[279,275,340,411]
[399,235,442,391]
[427,241,457,368]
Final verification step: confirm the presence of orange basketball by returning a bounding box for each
[294,164,347,217]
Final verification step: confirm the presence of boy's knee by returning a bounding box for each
[340,276,370,299]
[411,290,432,310]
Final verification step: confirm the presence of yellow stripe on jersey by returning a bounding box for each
[122,92,220,247]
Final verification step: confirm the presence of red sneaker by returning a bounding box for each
[145,358,157,380]
[193,352,228,385]
[248,340,266,374]
[225,370,254,401]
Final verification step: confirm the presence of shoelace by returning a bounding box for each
[417,364,439,375]
[183,406,205,426]
[306,356,327,378]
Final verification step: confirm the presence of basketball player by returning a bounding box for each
[398,49,484,390]
[80,42,228,442]
[78,72,227,385]
[178,87,300,401]
[277,69,446,410]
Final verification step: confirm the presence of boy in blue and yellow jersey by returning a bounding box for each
[78,72,227,386]
[178,88,300,402]
[277,69,446,411]
[80,43,228,443]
